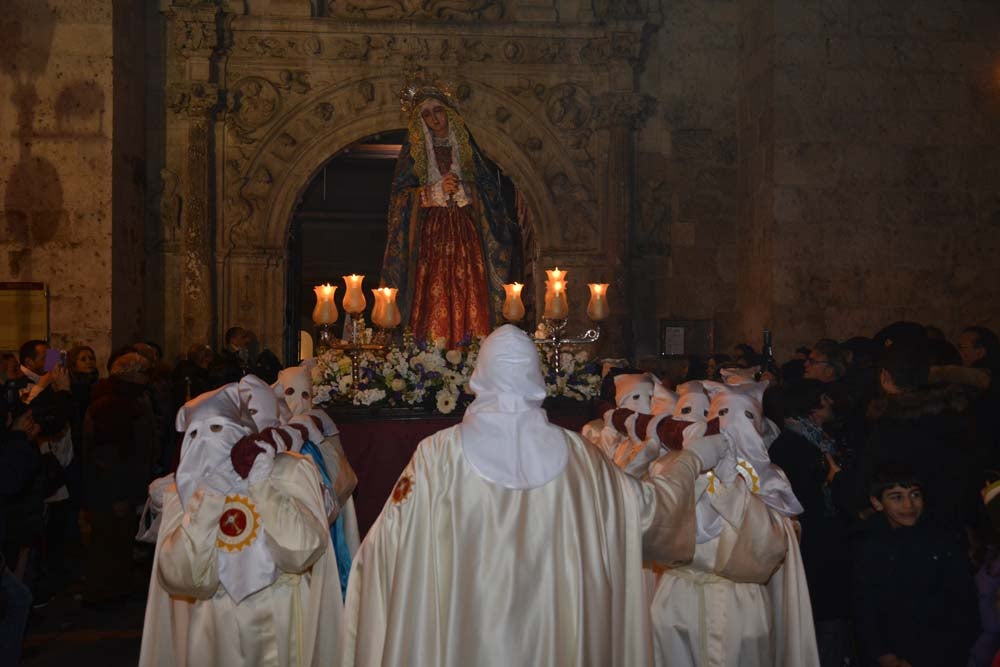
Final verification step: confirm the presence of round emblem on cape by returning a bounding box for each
[704,460,761,495]
[216,494,261,552]
[391,472,414,505]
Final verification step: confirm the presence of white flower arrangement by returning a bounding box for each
[312,331,601,413]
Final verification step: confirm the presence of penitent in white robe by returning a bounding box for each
[342,425,704,667]
[650,469,818,667]
[139,454,344,667]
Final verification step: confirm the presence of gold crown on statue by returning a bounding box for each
[399,71,458,114]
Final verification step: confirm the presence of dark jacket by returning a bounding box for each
[852,515,978,666]
[82,377,156,511]
[770,429,852,620]
[0,428,41,567]
[841,385,980,528]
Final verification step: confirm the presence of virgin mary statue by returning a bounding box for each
[380,80,518,347]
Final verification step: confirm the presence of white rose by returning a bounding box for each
[446,349,462,365]
[391,378,406,392]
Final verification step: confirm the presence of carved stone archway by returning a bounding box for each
[160,1,656,359]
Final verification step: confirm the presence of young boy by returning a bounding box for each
[853,464,978,667]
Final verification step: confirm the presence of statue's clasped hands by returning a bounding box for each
[441,173,460,195]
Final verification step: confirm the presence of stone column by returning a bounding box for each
[162,1,220,353]
[595,91,656,360]
[181,102,217,350]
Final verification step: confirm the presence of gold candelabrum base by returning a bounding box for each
[534,318,601,375]
[316,315,394,391]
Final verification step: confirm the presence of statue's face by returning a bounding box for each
[420,101,449,138]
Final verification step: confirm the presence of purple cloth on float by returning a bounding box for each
[339,414,592,538]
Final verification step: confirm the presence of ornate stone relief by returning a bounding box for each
[226,76,281,143]
[159,169,183,244]
[168,83,221,116]
[175,18,217,55]
[231,31,641,67]
[503,79,596,170]
[161,0,657,354]
[545,171,599,249]
[592,92,657,129]
[590,0,645,20]
[326,0,504,22]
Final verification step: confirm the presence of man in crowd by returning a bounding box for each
[804,339,848,385]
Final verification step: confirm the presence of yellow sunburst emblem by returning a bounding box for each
[216,494,261,553]
[736,459,760,493]
[705,459,760,494]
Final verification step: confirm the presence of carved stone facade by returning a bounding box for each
[160,1,657,358]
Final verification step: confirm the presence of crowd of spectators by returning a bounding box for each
[0,326,277,663]
[1,320,997,665]
[675,322,997,667]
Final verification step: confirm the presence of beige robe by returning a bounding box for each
[342,425,703,667]
[139,454,344,667]
[650,471,819,667]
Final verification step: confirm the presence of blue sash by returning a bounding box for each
[300,441,353,599]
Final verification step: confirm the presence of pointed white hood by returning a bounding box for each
[704,380,803,516]
[673,381,710,422]
[614,373,654,413]
[174,383,278,603]
[651,378,678,416]
[239,375,290,430]
[175,384,250,507]
[460,325,568,490]
[275,361,316,417]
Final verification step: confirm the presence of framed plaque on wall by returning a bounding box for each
[659,319,713,358]
[0,282,48,350]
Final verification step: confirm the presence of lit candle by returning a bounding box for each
[587,283,610,321]
[312,284,339,325]
[371,288,387,327]
[381,287,401,328]
[502,282,526,322]
[545,267,567,283]
[342,274,366,314]
[543,278,569,319]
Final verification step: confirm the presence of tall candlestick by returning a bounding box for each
[502,282,526,322]
[544,278,569,319]
[312,284,339,325]
[586,283,610,321]
[371,288,388,327]
[343,274,366,314]
[381,287,401,328]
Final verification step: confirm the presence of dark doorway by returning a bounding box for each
[284,130,529,362]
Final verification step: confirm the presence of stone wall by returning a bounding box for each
[5,0,999,365]
[111,0,148,349]
[747,0,1000,354]
[636,0,742,361]
[0,1,114,362]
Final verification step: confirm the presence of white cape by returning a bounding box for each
[342,425,705,667]
[650,471,819,667]
[139,454,344,667]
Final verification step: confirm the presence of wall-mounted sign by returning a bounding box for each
[0,283,48,350]
[659,318,713,358]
